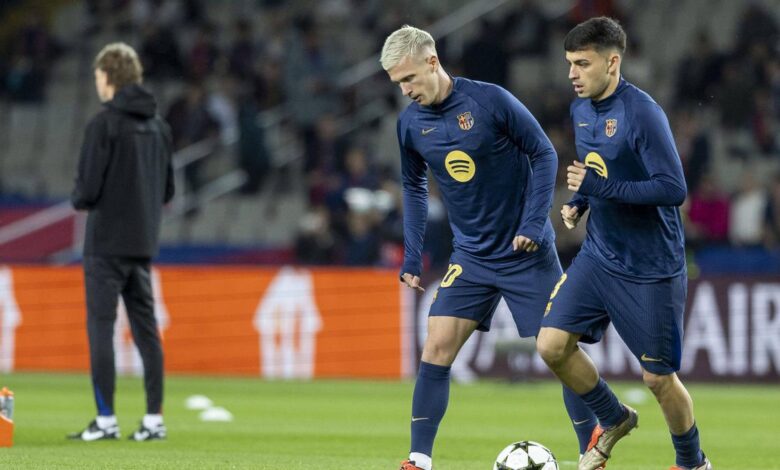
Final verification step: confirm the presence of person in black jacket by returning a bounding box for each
[69,42,174,442]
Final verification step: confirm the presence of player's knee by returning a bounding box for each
[642,370,673,396]
[536,333,567,369]
[421,340,457,366]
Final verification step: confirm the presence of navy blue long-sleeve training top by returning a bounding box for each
[568,78,687,281]
[397,77,557,276]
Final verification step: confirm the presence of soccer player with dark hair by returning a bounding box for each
[381,25,597,470]
[536,17,712,470]
[69,42,174,442]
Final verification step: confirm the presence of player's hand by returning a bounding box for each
[561,205,581,230]
[567,160,587,192]
[512,235,539,253]
[401,273,425,292]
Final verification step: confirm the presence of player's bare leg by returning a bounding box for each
[643,371,693,434]
[537,327,638,470]
[536,327,598,393]
[401,316,478,470]
[421,316,478,366]
[644,370,710,469]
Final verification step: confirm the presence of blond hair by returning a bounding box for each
[94,42,143,89]
[380,25,436,71]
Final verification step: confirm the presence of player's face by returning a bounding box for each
[387,53,440,106]
[94,68,114,102]
[565,48,619,101]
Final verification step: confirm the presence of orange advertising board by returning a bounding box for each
[1,266,411,379]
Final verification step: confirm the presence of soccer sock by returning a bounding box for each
[671,422,704,468]
[562,385,597,454]
[143,414,163,429]
[96,415,117,429]
[578,378,626,429]
[409,361,451,461]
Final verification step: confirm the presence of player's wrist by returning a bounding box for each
[578,170,601,196]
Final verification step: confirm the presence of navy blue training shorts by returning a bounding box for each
[541,252,687,374]
[429,245,563,337]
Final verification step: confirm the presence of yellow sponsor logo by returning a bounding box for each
[584,152,608,178]
[445,151,475,183]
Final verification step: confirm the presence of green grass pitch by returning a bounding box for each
[0,372,777,469]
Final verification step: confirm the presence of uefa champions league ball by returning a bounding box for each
[493,440,559,470]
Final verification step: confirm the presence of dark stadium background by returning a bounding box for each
[0,0,778,382]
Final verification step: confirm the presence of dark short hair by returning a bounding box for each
[93,42,143,89]
[564,17,626,55]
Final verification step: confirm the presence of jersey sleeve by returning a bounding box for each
[566,101,590,213]
[578,100,687,206]
[398,117,428,277]
[491,86,557,243]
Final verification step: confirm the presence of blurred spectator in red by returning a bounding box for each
[686,173,730,245]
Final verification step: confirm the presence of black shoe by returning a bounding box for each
[67,419,120,441]
[129,422,166,441]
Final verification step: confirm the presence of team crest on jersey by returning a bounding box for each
[457,112,474,130]
[605,118,618,137]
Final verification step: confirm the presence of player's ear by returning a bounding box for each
[428,54,439,72]
[608,53,620,73]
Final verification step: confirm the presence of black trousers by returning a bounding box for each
[83,256,164,416]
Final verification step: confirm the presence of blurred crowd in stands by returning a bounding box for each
[1,0,779,270]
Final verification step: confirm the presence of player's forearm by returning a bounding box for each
[579,171,686,206]
[518,148,557,240]
[401,188,428,276]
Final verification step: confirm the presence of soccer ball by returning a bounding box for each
[493,440,559,470]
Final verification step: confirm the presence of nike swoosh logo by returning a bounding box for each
[572,419,592,425]
[421,127,436,135]
[577,122,589,127]
[411,417,429,422]
[641,353,663,362]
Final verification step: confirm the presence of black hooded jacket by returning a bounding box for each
[72,84,175,258]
